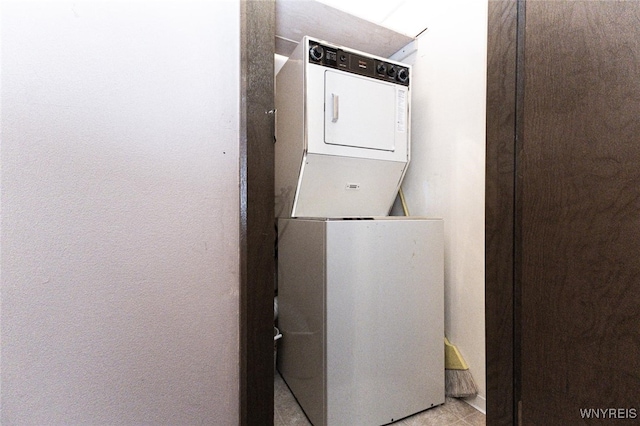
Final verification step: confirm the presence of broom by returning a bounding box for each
[397,188,477,398]
[445,337,477,397]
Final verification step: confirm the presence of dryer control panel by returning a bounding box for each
[308,41,410,86]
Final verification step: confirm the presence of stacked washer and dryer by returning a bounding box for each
[275,37,444,426]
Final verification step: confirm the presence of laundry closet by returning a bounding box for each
[273,2,447,425]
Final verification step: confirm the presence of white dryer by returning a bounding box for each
[275,36,411,218]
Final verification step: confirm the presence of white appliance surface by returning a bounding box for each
[323,71,400,152]
[277,218,444,426]
[292,154,406,218]
[275,36,411,218]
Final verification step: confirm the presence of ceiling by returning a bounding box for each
[314,0,428,37]
[275,0,425,60]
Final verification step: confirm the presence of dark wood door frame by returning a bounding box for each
[239,0,531,423]
[239,0,276,424]
[486,0,523,424]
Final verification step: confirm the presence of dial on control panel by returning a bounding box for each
[309,44,324,61]
[397,68,409,84]
[386,65,397,78]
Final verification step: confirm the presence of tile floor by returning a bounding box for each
[274,371,485,426]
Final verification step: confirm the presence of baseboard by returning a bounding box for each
[463,394,486,414]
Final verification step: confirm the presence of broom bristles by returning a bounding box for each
[445,368,478,398]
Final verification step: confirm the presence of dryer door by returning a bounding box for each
[324,70,400,152]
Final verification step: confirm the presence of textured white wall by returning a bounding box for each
[1,1,240,423]
[392,0,488,412]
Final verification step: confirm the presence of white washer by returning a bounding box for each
[277,217,444,425]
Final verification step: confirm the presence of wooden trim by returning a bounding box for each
[239,0,276,424]
[485,1,519,424]
[512,0,526,421]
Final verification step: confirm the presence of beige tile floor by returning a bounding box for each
[275,371,485,426]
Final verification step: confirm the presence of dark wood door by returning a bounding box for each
[487,1,640,424]
[520,1,640,423]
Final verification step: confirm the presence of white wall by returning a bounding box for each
[1,1,240,423]
[393,0,488,412]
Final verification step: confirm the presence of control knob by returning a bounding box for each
[376,62,387,74]
[397,67,409,84]
[309,44,324,61]
[387,65,397,78]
